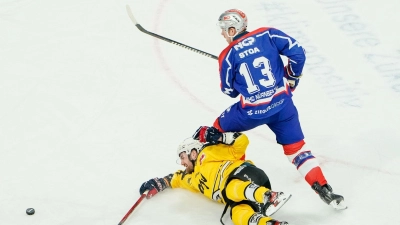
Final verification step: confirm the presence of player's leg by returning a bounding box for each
[224,164,271,204]
[224,164,291,216]
[267,99,325,185]
[230,202,288,225]
[267,99,346,209]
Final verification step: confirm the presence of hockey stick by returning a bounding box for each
[126,5,218,60]
[117,190,149,225]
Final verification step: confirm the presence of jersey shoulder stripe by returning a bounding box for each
[218,27,271,67]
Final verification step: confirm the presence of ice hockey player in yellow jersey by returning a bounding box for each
[139,126,292,225]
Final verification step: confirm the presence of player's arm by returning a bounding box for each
[193,126,249,151]
[224,132,249,158]
[218,49,240,98]
[139,173,174,198]
[269,28,306,76]
[269,28,306,90]
[193,126,250,159]
[139,170,197,198]
[169,170,198,193]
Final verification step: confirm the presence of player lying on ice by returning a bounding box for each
[139,126,291,225]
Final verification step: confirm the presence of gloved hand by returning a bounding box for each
[139,177,170,199]
[192,126,222,144]
[284,65,302,91]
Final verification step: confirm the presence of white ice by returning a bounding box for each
[1,0,399,224]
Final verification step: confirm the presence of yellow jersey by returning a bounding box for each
[169,133,254,204]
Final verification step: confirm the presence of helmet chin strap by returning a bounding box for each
[189,151,198,171]
[190,159,196,169]
[225,28,237,42]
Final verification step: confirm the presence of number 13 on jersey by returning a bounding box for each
[239,56,276,94]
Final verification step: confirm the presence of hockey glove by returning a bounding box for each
[139,176,171,199]
[284,65,302,91]
[192,126,222,144]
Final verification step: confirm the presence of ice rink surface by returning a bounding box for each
[1,0,399,224]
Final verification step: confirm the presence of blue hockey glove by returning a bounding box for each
[192,126,222,144]
[139,177,170,198]
[284,65,302,91]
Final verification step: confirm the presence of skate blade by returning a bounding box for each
[265,193,292,216]
[330,199,347,210]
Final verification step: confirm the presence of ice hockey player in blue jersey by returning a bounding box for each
[212,9,347,210]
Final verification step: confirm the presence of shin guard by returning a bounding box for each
[283,140,327,186]
[226,179,269,203]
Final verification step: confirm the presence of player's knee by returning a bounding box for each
[283,140,314,166]
[262,179,271,190]
[231,204,257,225]
[282,140,305,155]
[231,204,274,225]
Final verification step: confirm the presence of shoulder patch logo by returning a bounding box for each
[199,153,206,165]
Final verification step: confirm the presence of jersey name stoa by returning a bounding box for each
[239,47,260,59]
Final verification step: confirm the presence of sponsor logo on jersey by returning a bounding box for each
[246,99,284,116]
[244,87,278,103]
[233,164,246,175]
[198,173,209,194]
[233,37,255,50]
[254,99,285,115]
[199,153,206,165]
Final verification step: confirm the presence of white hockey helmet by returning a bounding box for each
[176,137,203,158]
[217,9,248,35]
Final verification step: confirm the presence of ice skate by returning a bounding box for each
[266,219,289,225]
[262,191,292,216]
[312,182,347,210]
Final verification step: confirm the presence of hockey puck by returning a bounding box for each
[26,208,35,215]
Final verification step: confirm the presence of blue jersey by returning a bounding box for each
[218,27,306,118]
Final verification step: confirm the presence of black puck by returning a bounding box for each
[26,208,35,215]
